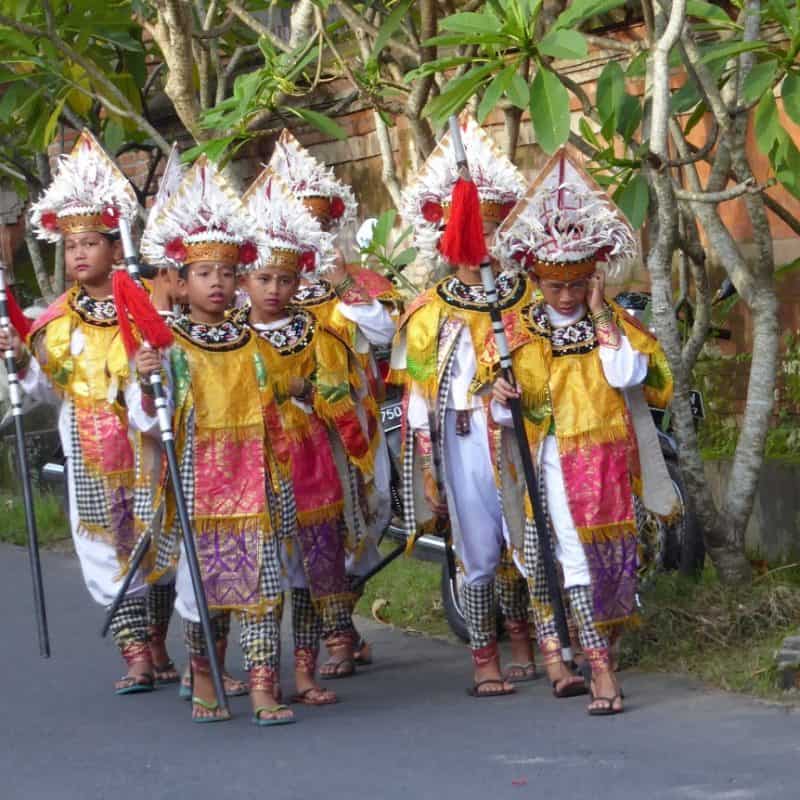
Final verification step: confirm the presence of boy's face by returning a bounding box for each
[64,232,119,287]
[241,266,299,318]
[178,261,236,317]
[158,268,188,305]
[537,274,592,317]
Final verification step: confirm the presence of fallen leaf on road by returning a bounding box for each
[371,597,390,624]
[511,779,528,787]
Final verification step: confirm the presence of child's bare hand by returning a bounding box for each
[135,347,161,378]
[288,376,309,399]
[492,377,519,406]
[0,327,23,359]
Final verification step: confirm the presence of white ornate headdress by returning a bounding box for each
[267,129,357,232]
[400,111,526,268]
[494,148,638,281]
[242,167,335,275]
[30,129,138,243]
[140,155,268,271]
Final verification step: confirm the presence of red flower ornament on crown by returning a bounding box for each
[298,250,317,273]
[329,196,345,219]
[239,241,258,265]
[165,237,188,262]
[41,211,59,232]
[101,205,120,229]
[422,201,444,224]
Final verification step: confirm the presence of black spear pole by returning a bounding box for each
[478,262,572,663]
[0,263,50,658]
[112,217,228,714]
[446,114,572,662]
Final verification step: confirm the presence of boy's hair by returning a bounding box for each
[178,265,189,281]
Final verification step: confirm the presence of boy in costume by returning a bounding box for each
[485,150,675,715]
[392,113,537,695]
[141,146,248,699]
[241,168,376,698]
[0,131,162,694]
[267,129,399,671]
[140,157,291,725]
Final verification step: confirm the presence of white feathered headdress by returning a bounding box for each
[30,129,138,243]
[242,167,335,275]
[267,129,357,232]
[140,156,268,271]
[400,111,525,269]
[494,148,638,281]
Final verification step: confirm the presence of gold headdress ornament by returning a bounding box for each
[140,156,269,271]
[30,129,138,243]
[400,110,526,270]
[494,148,638,282]
[267,129,357,232]
[241,167,335,275]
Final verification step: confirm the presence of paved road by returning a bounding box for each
[2,543,798,800]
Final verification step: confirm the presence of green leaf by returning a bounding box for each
[616,93,642,142]
[529,67,570,155]
[392,248,417,267]
[684,101,708,136]
[422,33,511,48]
[597,61,624,139]
[741,59,779,105]
[42,97,65,149]
[554,0,628,30]
[626,52,648,77]
[373,0,414,56]
[404,56,478,83]
[182,135,237,165]
[670,78,702,114]
[289,107,347,141]
[782,72,800,126]
[699,40,770,64]
[754,92,780,154]
[0,27,37,55]
[538,29,588,60]
[425,63,498,124]
[507,72,529,108]
[578,116,601,149]
[0,82,25,123]
[614,174,649,229]
[439,11,502,35]
[373,210,396,249]
[775,138,800,200]
[477,64,516,123]
[103,118,126,156]
[686,1,734,23]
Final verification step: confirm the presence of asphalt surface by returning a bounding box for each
[2,543,799,800]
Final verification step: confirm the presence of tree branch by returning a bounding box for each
[333,1,420,62]
[762,193,800,238]
[674,178,761,203]
[226,0,292,53]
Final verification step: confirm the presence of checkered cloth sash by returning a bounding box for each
[461,579,497,650]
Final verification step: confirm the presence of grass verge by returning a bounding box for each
[355,542,454,639]
[0,489,70,548]
[623,565,800,699]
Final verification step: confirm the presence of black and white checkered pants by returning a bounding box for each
[566,585,607,651]
[109,595,148,650]
[182,614,228,657]
[147,580,176,631]
[239,599,283,672]
[495,549,530,624]
[292,588,322,651]
[462,579,497,650]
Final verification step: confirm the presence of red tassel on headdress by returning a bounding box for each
[439,177,487,268]
[112,270,173,358]
[6,288,32,341]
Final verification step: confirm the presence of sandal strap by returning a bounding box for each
[254,704,290,715]
[192,696,220,711]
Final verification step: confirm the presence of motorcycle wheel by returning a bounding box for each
[441,562,470,643]
[662,459,705,575]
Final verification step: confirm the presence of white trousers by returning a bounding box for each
[442,408,509,585]
[541,436,591,588]
[66,457,147,607]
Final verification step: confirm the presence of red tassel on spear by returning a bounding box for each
[111,269,173,359]
[438,116,487,269]
[6,286,32,341]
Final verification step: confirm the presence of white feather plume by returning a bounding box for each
[400,113,525,272]
[242,167,336,275]
[140,156,269,270]
[267,129,357,232]
[30,130,138,243]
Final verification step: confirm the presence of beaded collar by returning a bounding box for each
[436,271,524,312]
[524,303,597,357]
[293,279,334,307]
[253,308,315,356]
[172,315,251,351]
[71,287,117,327]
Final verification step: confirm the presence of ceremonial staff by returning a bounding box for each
[0,264,50,658]
[100,216,229,715]
[444,115,573,662]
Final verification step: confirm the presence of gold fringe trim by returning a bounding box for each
[194,422,266,445]
[577,521,637,545]
[313,592,357,611]
[596,612,641,636]
[192,513,272,538]
[296,500,344,528]
[556,422,631,454]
